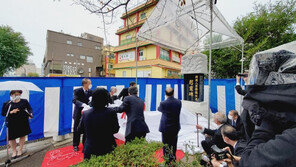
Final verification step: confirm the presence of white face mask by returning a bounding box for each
[228,115,233,120]
[88,84,92,89]
[11,95,21,101]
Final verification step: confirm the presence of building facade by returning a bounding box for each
[102,45,115,77]
[113,0,183,78]
[43,30,104,77]
[14,60,40,76]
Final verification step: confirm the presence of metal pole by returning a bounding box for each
[196,113,202,147]
[239,43,245,113]
[135,37,138,85]
[207,0,213,129]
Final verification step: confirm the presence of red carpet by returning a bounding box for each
[41,139,184,167]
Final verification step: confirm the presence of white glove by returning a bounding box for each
[89,97,92,102]
[82,103,87,108]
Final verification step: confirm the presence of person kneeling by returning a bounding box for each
[196,112,229,156]
[78,88,119,159]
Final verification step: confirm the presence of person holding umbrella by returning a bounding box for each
[1,90,33,159]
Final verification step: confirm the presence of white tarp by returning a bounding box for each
[110,100,217,153]
[137,0,243,53]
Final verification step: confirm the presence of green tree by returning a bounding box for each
[204,0,296,78]
[0,26,31,76]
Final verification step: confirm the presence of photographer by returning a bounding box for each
[196,112,228,156]
[221,125,246,156]
[239,50,296,166]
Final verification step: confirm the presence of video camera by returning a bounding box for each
[211,145,228,160]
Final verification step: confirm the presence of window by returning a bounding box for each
[82,63,84,66]
[65,62,67,64]
[139,49,145,60]
[108,64,113,69]
[71,54,74,57]
[95,45,101,50]
[122,71,126,77]
[160,48,170,61]
[66,53,71,57]
[69,62,72,65]
[88,68,92,72]
[74,62,76,65]
[77,42,82,46]
[140,12,146,19]
[86,56,93,63]
[80,55,85,59]
[77,63,80,65]
[67,40,72,45]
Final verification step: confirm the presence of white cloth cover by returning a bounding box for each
[110,100,217,153]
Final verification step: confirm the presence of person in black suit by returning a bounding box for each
[227,110,245,139]
[72,78,92,151]
[158,87,182,164]
[221,125,246,156]
[117,81,136,101]
[113,86,149,143]
[78,88,119,159]
[196,112,228,155]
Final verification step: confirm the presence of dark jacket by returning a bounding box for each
[203,124,228,149]
[72,87,92,119]
[234,139,247,156]
[117,88,128,101]
[78,107,119,157]
[227,116,246,139]
[158,96,182,134]
[240,126,296,167]
[235,85,247,96]
[114,94,149,137]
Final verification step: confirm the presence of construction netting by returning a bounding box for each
[137,0,244,53]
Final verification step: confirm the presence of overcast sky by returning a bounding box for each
[0,0,270,68]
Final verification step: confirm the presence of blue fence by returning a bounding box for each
[0,77,240,145]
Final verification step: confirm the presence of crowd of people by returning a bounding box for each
[72,79,182,164]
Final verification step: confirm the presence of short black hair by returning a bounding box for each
[128,86,138,95]
[129,81,136,87]
[165,88,174,96]
[230,110,239,116]
[221,125,241,141]
[91,88,110,109]
[10,90,23,95]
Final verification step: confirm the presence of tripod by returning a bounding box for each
[0,102,12,166]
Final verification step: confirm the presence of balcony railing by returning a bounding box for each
[120,38,136,46]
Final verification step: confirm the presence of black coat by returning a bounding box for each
[158,97,181,134]
[113,94,149,137]
[203,124,228,149]
[235,85,247,96]
[240,126,296,167]
[117,88,128,101]
[78,107,119,157]
[234,139,247,156]
[227,116,245,139]
[72,87,92,119]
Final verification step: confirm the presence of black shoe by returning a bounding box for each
[73,146,79,152]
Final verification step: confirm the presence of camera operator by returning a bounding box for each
[238,50,296,166]
[235,74,248,96]
[221,125,246,157]
[196,112,228,156]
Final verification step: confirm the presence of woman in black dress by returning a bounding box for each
[78,88,119,159]
[1,90,33,158]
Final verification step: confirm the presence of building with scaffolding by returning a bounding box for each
[113,0,183,78]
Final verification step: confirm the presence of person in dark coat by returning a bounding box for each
[158,87,182,164]
[117,81,136,101]
[221,125,246,156]
[78,88,119,159]
[227,110,245,139]
[72,78,92,151]
[2,90,33,158]
[196,112,228,155]
[113,86,149,143]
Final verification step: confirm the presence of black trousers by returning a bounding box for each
[201,137,214,155]
[73,116,86,147]
[125,132,146,144]
[162,132,178,164]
